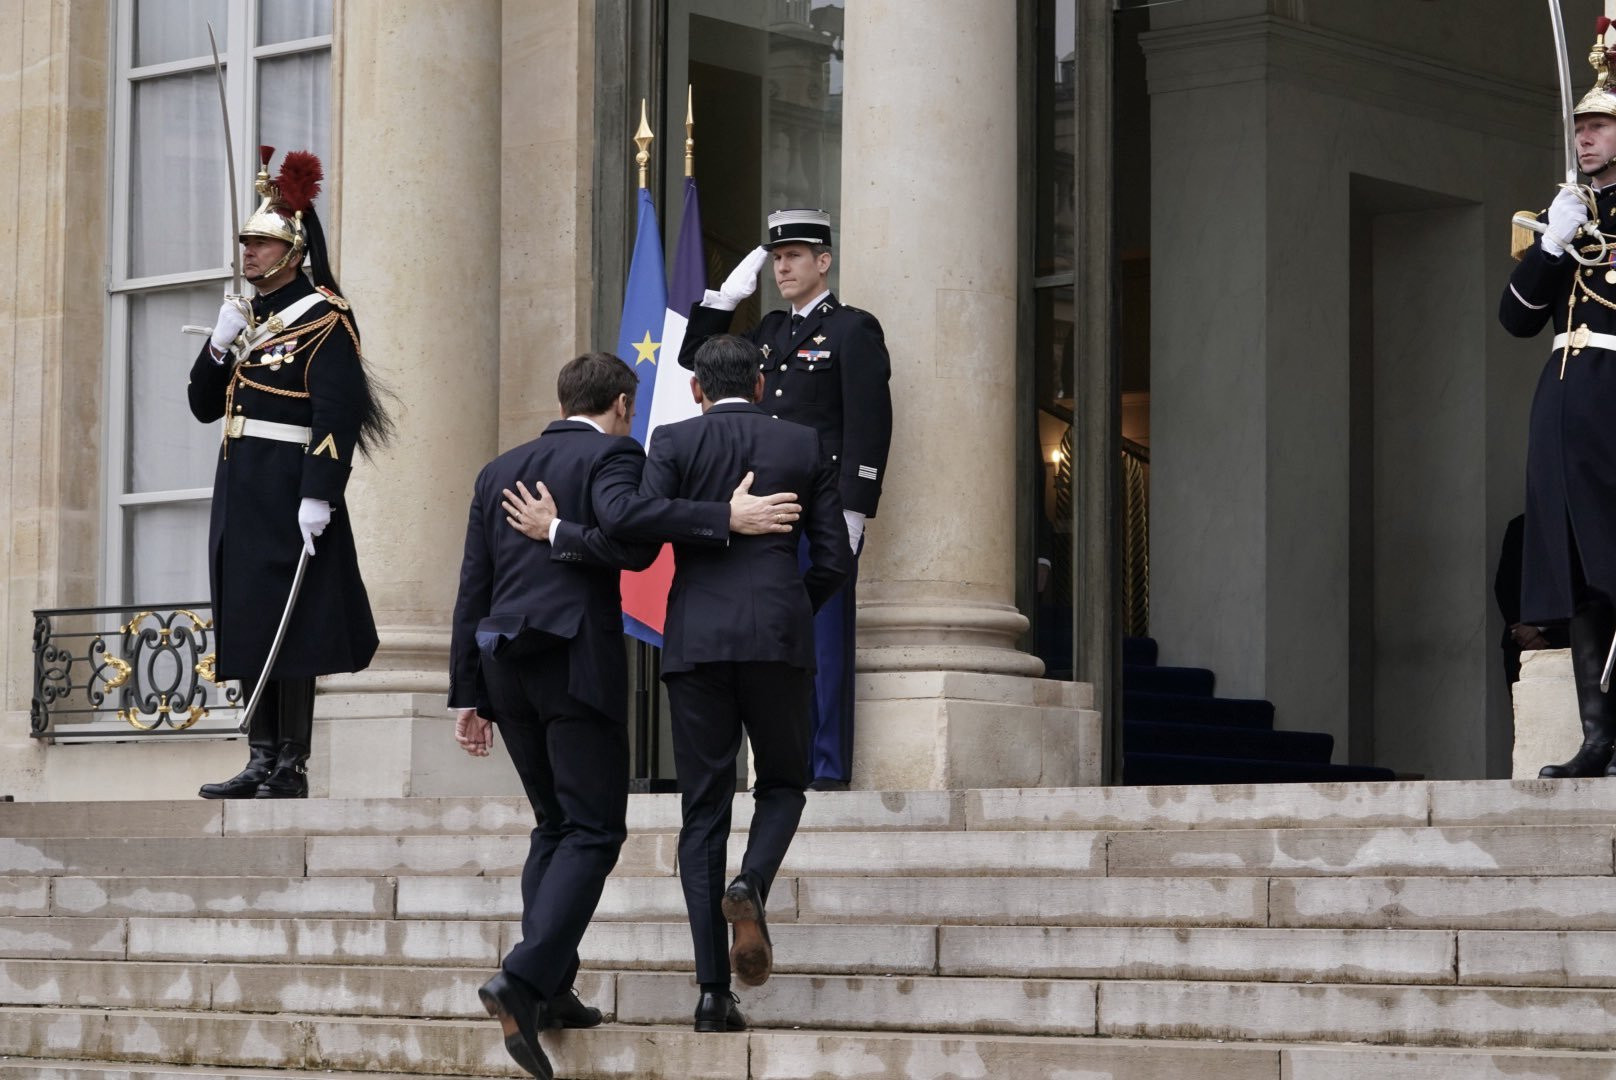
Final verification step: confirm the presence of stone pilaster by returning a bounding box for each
[322,0,517,796]
[0,0,109,800]
[840,1,1098,789]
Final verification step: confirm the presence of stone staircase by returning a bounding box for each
[1,781,1616,1078]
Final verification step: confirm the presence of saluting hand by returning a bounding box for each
[729,471,800,535]
[703,246,769,312]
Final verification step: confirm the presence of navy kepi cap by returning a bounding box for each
[765,208,832,249]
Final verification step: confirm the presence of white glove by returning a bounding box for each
[298,497,331,556]
[843,508,866,555]
[1543,186,1590,257]
[702,246,769,311]
[209,296,250,356]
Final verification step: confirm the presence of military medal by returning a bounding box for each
[797,348,830,371]
[813,334,827,345]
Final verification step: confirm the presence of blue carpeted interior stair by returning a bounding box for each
[1122,636,1395,785]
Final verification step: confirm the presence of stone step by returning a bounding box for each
[796,874,1270,925]
[1271,875,1616,929]
[936,925,1459,984]
[1107,824,1615,877]
[8,824,1608,882]
[1097,979,1616,1051]
[0,837,305,878]
[5,1024,1616,1080]
[7,779,1616,843]
[614,971,1094,1035]
[26,869,1616,934]
[306,828,1100,878]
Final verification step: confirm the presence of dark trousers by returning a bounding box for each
[799,533,859,783]
[481,637,629,1001]
[240,675,315,750]
[665,661,810,985]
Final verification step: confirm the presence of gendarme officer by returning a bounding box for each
[187,147,391,800]
[678,209,893,790]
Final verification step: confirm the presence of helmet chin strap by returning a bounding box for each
[248,248,305,290]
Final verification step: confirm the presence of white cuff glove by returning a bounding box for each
[298,497,331,556]
[702,245,769,312]
[210,296,250,357]
[1543,186,1590,257]
[843,508,866,555]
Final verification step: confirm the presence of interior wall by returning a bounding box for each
[1369,203,1487,780]
[1144,6,1553,773]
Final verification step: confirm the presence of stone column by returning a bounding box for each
[0,0,109,800]
[840,2,1098,789]
[319,0,518,796]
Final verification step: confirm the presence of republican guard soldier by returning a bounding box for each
[188,147,391,799]
[1503,17,1616,778]
[677,209,893,790]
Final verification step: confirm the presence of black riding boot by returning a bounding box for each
[199,678,280,799]
[255,676,315,799]
[1541,599,1616,778]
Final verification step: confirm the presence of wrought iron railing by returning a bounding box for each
[32,604,243,740]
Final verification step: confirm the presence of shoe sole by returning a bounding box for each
[693,1019,747,1033]
[479,987,554,1080]
[722,889,772,987]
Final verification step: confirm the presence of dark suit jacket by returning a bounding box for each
[632,402,850,674]
[449,420,729,723]
[678,293,892,517]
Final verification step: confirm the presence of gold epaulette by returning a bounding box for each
[315,285,350,311]
[1512,210,1541,261]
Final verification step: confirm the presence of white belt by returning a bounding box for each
[1552,328,1616,353]
[227,417,312,443]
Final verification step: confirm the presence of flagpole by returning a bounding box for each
[685,85,695,178]
[635,98,654,189]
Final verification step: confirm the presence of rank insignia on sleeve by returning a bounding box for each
[311,433,340,460]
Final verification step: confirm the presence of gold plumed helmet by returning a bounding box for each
[239,146,323,280]
[1575,17,1616,120]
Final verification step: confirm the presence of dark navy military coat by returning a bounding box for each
[186,275,377,681]
[1501,189,1616,622]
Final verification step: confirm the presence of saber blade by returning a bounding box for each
[1549,0,1578,182]
[206,22,244,296]
[236,545,311,733]
[1602,630,1616,694]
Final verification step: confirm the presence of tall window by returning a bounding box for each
[104,0,331,604]
[663,0,845,316]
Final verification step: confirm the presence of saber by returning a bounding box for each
[1549,0,1578,182]
[206,22,251,326]
[236,545,311,733]
[1602,632,1616,694]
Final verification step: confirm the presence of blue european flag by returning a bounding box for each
[616,188,668,446]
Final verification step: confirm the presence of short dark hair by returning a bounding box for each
[557,351,637,416]
[693,334,761,401]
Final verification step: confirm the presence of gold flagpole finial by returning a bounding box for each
[684,85,695,178]
[634,99,654,190]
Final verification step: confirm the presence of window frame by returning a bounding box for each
[102,0,332,604]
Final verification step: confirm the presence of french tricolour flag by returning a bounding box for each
[617,177,706,645]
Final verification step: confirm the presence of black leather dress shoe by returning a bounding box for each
[478,971,553,1079]
[693,989,746,1033]
[546,985,602,1028]
[721,875,773,986]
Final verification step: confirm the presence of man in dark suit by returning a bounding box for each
[677,208,892,791]
[609,333,850,1031]
[449,352,799,1079]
